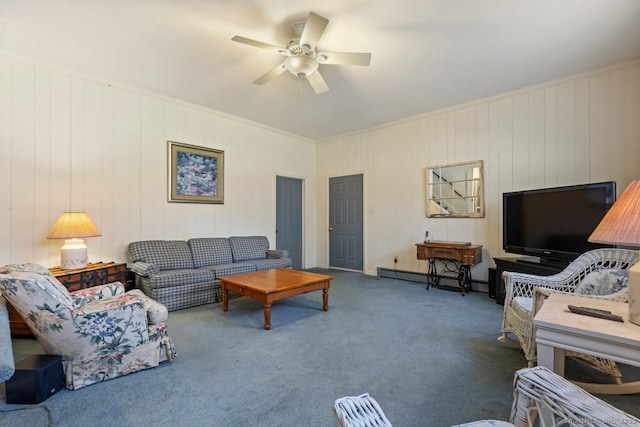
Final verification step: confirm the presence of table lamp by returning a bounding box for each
[47,212,101,270]
[588,179,640,325]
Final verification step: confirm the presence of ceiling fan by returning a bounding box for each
[232,12,371,94]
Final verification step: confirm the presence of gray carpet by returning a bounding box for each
[1,269,638,426]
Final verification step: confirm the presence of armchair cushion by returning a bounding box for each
[574,268,628,296]
[511,296,533,316]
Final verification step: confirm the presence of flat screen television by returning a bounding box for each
[503,181,616,263]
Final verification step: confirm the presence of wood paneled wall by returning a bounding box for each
[0,51,317,268]
[2,50,639,278]
[316,61,640,278]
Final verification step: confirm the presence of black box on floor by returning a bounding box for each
[6,355,64,404]
[488,267,496,299]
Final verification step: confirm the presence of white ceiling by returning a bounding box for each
[1,1,640,140]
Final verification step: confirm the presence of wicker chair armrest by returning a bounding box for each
[503,271,579,305]
[533,286,628,314]
[510,366,640,426]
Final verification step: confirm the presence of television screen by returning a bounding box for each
[503,182,615,262]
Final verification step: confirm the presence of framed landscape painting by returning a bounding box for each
[168,141,224,204]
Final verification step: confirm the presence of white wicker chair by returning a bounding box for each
[510,366,640,426]
[498,248,639,393]
[334,393,392,427]
[337,367,639,427]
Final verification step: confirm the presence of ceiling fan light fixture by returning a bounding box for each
[284,55,318,78]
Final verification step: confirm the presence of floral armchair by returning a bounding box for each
[0,263,176,390]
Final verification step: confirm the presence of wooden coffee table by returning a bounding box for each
[220,269,334,330]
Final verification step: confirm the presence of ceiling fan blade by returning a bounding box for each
[253,63,287,85]
[306,70,329,94]
[317,51,371,66]
[299,12,329,50]
[232,35,289,56]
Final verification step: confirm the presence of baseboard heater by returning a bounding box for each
[377,267,488,294]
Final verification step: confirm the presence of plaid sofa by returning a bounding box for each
[128,236,292,311]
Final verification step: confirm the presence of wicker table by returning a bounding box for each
[534,292,640,394]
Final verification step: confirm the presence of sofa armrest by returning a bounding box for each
[70,282,125,306]
[129,261,160,277]
[267,249,289,259]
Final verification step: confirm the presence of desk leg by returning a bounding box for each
[426,259,439,289]
[322,287,329,311]
[459,265,471,295]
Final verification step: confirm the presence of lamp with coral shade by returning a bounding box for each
[47,212,101,270]
[589,179,640,325]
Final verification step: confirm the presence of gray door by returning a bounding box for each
[276,176,303,270]
[329,174,363,271]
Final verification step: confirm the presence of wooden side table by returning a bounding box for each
[7,262,128,337]
[416,241,482,295]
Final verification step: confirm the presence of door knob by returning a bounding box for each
[328,227,334,231]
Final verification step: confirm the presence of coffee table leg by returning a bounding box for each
[222,286,229,311]
[263,304,271,330]
[323,287,329,311]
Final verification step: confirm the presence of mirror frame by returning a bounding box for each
[425,160,484,218]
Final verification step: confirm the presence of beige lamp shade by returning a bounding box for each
[47,212,101,270]
[589,179,640,246]
[589,179,640,326]
[47,212,101,239]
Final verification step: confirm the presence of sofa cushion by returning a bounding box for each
[129,240,194,271]
[188,238,234,268]
[229,236,270,262]
[201,262,256,278]
[145,269,215,290]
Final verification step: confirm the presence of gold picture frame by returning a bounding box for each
[168,141,224,204]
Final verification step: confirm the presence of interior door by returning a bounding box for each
[276,176,303,270]
[329,174,363,271]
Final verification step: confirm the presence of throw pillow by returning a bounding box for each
[574,269,628,296]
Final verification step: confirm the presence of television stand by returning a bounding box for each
[492,256,566,305]
[515,257,570,271]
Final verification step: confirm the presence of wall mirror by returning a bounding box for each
[426,160,484,218]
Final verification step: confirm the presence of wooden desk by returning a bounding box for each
[534,292,640,394]
[7,262,128,337]
[416,241,482,295]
